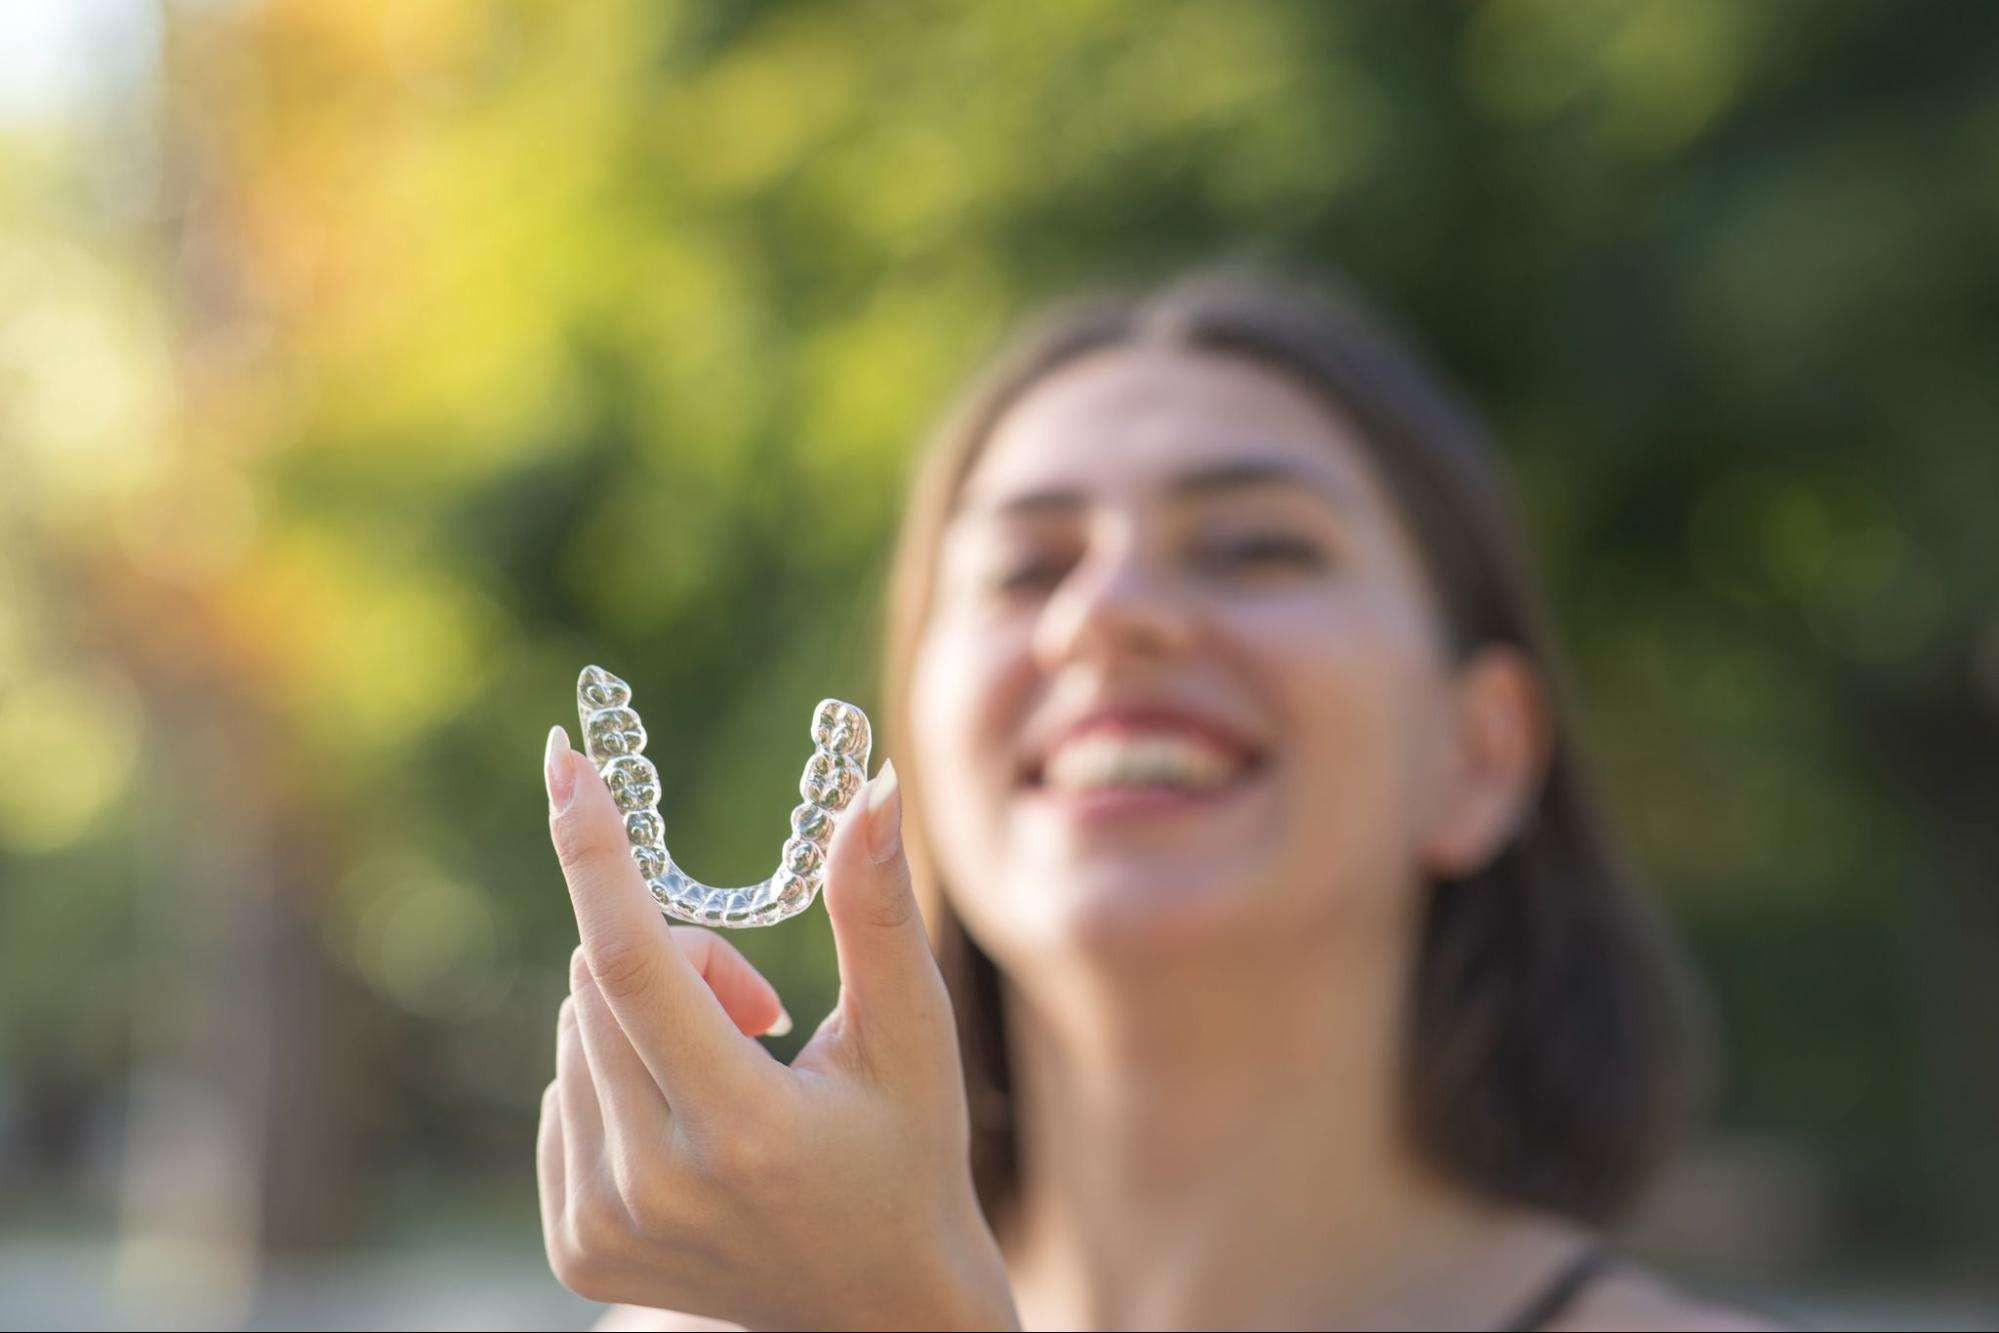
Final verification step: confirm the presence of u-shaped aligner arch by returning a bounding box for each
[575,665,872,928]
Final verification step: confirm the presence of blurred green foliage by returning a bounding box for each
[2,0,1996,1271]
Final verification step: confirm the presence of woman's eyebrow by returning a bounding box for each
[965,455,1353,520]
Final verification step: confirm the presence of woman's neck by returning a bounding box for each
[996,925,1585,1331]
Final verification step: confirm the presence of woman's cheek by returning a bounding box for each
[1258,597,1438,922]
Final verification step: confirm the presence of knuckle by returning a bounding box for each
[567,1181,632,1257]
[668,925,717,970]
[585,932,660,1001]
[618,1172,683,1239]
[864,883,919,933]
[848,857,920,932]
[546,1237,609,1301]
[569,945,592,992]
[605,1142,662,1220]
[702,1137,764,1189]
[543,1232,579,1287]
[698,1120,788,1193]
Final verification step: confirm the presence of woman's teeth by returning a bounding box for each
[1040,733,1246,793]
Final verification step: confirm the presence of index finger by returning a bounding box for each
[545,725,770,1118]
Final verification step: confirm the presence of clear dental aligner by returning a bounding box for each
[575,665,871,928]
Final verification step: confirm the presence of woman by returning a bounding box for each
[536,268,1779,1330]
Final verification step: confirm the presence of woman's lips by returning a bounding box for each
[1018,763,1268,824]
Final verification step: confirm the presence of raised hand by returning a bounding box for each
[536,725,1019,1331]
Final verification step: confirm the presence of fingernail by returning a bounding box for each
[864,758,901,863]
[545,725,576,812]
[764,1007,794,1038]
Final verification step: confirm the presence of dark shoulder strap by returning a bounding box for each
[1495,1246,1612,1333]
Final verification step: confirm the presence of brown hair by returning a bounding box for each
[877,264,1699,1227]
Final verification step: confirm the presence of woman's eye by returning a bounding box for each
[995,557,1069,591]
[980,535,1323,596]
[1194,535,1326,573]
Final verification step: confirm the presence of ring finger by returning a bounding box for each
[570,948,676,1178]
[536,1081,565,1254]
[556,996,606,1199]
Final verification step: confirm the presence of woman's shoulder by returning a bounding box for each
[1550,1262,1793,1332]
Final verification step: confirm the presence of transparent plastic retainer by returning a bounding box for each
[575,665,871,928]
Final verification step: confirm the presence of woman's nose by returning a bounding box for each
[1030,537,1198,671]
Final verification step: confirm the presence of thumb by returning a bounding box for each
[819,759,954,1073]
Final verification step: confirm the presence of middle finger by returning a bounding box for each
[570,947,674,1161]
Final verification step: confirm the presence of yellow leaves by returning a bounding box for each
[257,0,486,82]
[610,229,775,470]
[793,264,1007,554]
[0,229,176,523]
[819,122,981,254]
[113,455,264,590]
[0,664,144,854]
[656,7,864,198]
[217,1,657,486]
[216,524,500,763]
[279,121,606,479]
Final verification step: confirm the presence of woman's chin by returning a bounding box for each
[1004,779,1280,940]
[1018,854,1279,959]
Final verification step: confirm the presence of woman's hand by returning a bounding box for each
[535,727,1019,1332]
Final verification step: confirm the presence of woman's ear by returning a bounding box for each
[1419,644,1553,880]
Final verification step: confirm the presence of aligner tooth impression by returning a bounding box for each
[573,665,872,928]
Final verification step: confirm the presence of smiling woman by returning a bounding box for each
[558,266,1779,1331]
[874,267,1768,1329]
[889,270,1698,1216]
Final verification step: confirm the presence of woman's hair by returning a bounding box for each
[877,263,1701,1227]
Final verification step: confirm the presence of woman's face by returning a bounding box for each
[909,345,1510,966]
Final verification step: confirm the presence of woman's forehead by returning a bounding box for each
[958,345,1381,517]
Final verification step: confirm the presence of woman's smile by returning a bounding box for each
[1019,753,1272,825]
[1014,699,1271,825]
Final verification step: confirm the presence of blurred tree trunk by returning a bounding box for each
[107,595,364,1317]
[0,14,372,1306]
[102,42,373,1297]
